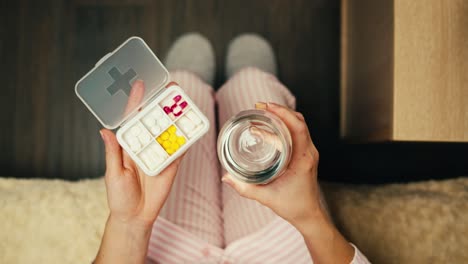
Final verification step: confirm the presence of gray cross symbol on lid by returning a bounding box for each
[106,67,137,96]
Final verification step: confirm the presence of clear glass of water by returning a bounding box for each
[217,109,292,184]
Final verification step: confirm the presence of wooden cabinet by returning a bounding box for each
[340,0,468,142]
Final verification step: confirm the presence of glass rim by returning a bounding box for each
[217,109,292,184]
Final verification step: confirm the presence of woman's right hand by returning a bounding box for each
[222,102,326,226]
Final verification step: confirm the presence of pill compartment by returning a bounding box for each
[159,90,190,120]
[141,107,171,136]
[115,85,209,175]
[75,37,210,176]
[138,142,168,171]
[156,124,187,155]
[176,109,205,138]
[122,121,152,153]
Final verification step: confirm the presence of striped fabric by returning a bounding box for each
[147,67,370,264]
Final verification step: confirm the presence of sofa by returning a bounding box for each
[1,176,467,263]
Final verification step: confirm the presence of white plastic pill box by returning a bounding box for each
[75,37,209,176]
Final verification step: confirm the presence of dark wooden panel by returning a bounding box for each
[1,0,467,182]
[12,0,65,177]
[0,0,20,174]
[63,1,159,179]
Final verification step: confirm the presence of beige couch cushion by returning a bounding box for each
[323,177,468,263]
[1,177,467,263]
[0,178,108,264]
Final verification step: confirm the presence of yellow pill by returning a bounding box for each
[171,142,180,150]
[162,141,171,149]
[176,136,186,145]
[168,125,177,134]
[166,148,175,155]
[160,132,170,140]
[156,137,163,144]
[169,134,177,143]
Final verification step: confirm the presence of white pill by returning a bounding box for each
[178,116,190,125]
[138,133,151,144]
[186,111,202,125]
[188,129,199,138]
[130,141,141,152]
[142,151,150,159]
[157,149,166,158]
[140,151,155,169]
[130,126,142,136]
[177,117,194,131]
[128,136,139,146]
[140,152,150,164]
[152,110,162,118]
[186,123,196,132]
[159,118,169,128]
[143,117,156,127]
[150,145,165,156]
[150,125,161,135]
[152,153,164,165]
[124,133,133,143]
[149,149,159,159]
[144,158,157,171]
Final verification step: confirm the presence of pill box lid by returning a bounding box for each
[75,37,170,129]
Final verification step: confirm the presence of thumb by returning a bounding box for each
[100,129,123,177]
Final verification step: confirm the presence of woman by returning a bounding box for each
[95,33,369,264]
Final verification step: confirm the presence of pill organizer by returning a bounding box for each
[75,37,209,176]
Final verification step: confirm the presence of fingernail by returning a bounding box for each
[255,102,267,110]
[267,102,280,108]
[130,80,143,95]
[99,130,106,142]
[165,81,178,88]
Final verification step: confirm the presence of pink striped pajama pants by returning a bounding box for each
[147,67,368,264]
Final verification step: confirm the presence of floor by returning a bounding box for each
[1,0,467,182]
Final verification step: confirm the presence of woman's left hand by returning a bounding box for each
[100,128,182,228]
[100,80,183,228]
[95,80,183,264]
